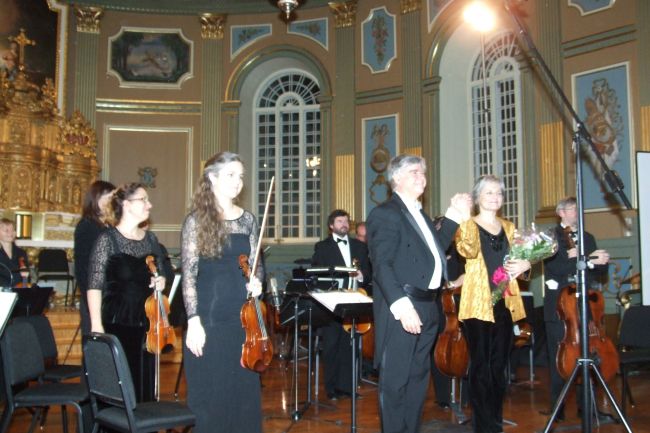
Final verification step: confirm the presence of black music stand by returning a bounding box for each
[10,285,53,317]
[311,291,373,433]
[280,289,336,421]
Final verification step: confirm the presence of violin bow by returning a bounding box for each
[248,176,274,284]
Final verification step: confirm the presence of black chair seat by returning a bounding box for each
[43,365,85,382]
[83,333,195,433]
[1,322,88,433]
[14,383,88,405]
[619,348,650,365]
[96,401,196,432]
[617,305,650,416]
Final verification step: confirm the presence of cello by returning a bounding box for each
[239,176,275,373]
[556,226,619,393]
[433,283,469,378]
[144,255,176,400]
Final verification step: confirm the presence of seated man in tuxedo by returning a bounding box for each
[312,209,371,400]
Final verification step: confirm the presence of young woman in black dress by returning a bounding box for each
[181,152,263,433]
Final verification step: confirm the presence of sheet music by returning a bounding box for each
[309,290,372,313]
[0,291,18,337]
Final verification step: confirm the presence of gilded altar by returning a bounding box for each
[0,32,99,221]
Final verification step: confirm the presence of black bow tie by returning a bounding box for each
[336,238,347,245]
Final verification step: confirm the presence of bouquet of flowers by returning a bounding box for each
[506,223,558,264]
[491,223,558,305]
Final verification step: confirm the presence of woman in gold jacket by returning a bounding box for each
[456,175,530,433]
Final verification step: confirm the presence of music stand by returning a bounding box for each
[310,290,373,433]
[10,285,53,317]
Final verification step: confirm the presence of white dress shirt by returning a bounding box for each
[389,191,444,320]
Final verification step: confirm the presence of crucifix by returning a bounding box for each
[8,28,36,72]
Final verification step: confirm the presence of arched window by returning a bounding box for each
[254,70,321,241]
[470,32,523,226]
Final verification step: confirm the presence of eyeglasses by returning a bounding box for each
[127,196,150,204]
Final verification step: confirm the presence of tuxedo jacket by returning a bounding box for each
[543,223,607,322]
[311,236,371,289]
[366,194,458,366]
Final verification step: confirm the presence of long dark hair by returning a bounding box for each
[81,180,115,225]
[191,152,243,258]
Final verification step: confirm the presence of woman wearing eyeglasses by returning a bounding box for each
[87,182,166,402]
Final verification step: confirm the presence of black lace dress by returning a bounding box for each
[88,227,166,402]
[181,210,264,433]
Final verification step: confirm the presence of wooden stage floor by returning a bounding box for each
[2,351,649,433]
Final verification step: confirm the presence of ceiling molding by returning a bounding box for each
[59,0,331,15]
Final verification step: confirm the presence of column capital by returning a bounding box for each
[200,13,227,40]
[401,0,421,14]
[328,1,357,28]
[74,6,103,34]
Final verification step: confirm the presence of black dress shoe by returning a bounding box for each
[327,391,338,401]
[437,402,451,410]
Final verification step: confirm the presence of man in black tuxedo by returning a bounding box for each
[542,196,609,420]
[312,209,372,399]
[366,154,471,433]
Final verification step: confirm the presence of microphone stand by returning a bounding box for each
[502,3,632,433]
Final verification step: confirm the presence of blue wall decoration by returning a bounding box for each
[361,7,396,74]
[572,62,633,210]
[231,24,272,59]
[363,114,399,218]
[568,0,615,16]
[288,18,328,50]
[427,0,453,31]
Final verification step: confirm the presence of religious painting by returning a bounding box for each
[288,18,328,50]
[108,27,193,89]
[363,114,399,218]
[0,0,68,109]
[427,0,453,31]
[361,7,396,74]
[568,0,616,16]
[231,24,272,60]
[571,62,634,210]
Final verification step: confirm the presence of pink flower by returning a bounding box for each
[492,266,510,286]
[490,266,512,305]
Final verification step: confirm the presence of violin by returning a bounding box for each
[239,175,275,373]
[239,254,273,372]
[144,255,176,400]
[434,284,469,378]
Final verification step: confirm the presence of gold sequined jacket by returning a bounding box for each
[456,218,526,323]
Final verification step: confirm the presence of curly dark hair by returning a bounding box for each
[191,152,243,258]
[108,183,146,225]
